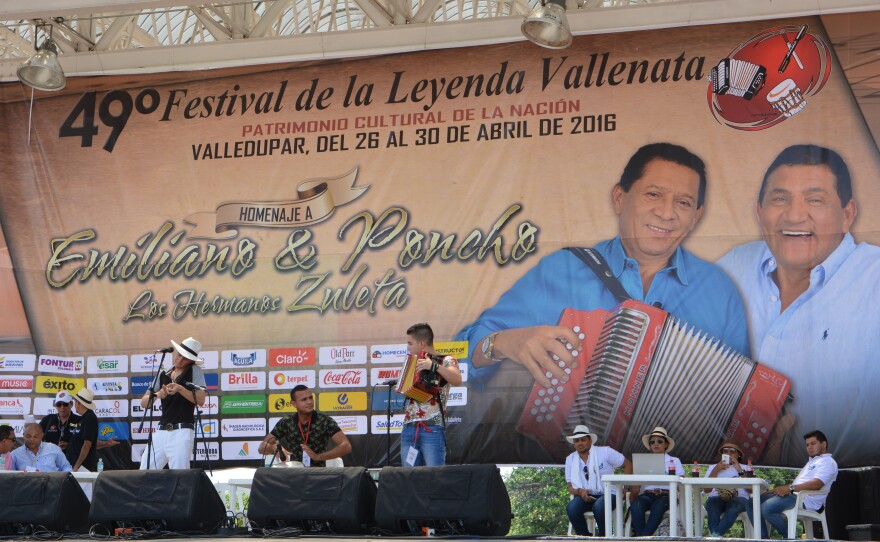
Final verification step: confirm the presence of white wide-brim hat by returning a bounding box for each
[171,337,204,364]
[72,388,96,411]
[566,424,598,444]
[642,426,675,452]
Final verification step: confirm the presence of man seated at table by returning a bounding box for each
[565,424,632,536]
[703,439,751,537]
[258,385,352,466]
[0,425,16,470]
[628,426,683,537]
[748,430,837,539]
[8,423,72,472]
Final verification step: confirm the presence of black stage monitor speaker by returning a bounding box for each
[375,464,512,536]
[0,472,90,534]
[248,466,377,534]
[88,469,226,533]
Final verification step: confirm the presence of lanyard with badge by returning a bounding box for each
[299,416,312,467]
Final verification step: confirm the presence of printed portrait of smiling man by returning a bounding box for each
[718,144,880,466]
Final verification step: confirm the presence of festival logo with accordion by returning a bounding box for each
[707,25,832,130]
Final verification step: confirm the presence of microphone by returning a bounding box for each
[382,380,398,386]
[156,347,174,353]
[183,382,207,391]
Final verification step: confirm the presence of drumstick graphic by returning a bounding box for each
[779,25,808,73]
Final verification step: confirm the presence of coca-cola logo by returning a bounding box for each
[321,369,365,387]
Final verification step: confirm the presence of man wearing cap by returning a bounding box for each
[9,423,72,472]
[39,391,78,450]
[748,430,837,539]
[629,426,684,537]
[139,337,207,470]
[565,425,632,536]
[703,440,751,537]
[67,388,99,472]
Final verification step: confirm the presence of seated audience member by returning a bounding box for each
[703,440,750,537]
[0,425,16,469]
[9,423,72,472]
[628,426,683,537]
[748,430,837,539]
[565,425,632,536]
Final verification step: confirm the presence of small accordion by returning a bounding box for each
[396,352,441,402]
[517,300,791,461]
[710,58,766,100]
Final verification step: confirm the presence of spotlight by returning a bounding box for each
[17,24,66,91]
[521,0,572,49]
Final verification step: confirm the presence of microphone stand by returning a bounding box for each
[384,381,397,467]
[190,387,212,475]
[139,351,168,470]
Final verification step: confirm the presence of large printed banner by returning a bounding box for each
[1,14,879,469]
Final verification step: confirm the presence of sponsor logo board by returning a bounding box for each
[221,349,267,369]
[221,371,266,391]
[370,344,408,364]
[268,393,296,413]
[319,368,367,388]
[204,373,219,391]
[435,341,467,360]
[203,395,219,415]
[130,353,163,373]
[370,393,406,411]
[87,355,129,374]
[93,399,128,418]
[0,397,31,416]
[199,419,219,438]
[445,386,467,407]
[34,397,59,416]
[38,355,84,375]
[36,376,84,394]
[268,370,315,390]
[370,367,402,386]
[130,420,160,440]
[268,347,316,367]
[132,443,147,463]
[194,441,220,461]
[199,351,219,370]
[131,401,163,417]
[319,345,367,366]
[130,375,154,396]
[88,377,129,396]
[220,394,266,414]
[221,417,267,437]
[99,421,131,441]
[318,392,367,412]
[370,414,405,434]
[221,440,263,460]
[0,419,26,436]
[331,415,368,435]
[0,354,36,372]
[0,375,34,393]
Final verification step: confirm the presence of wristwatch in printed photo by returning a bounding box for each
[480,331,505,364]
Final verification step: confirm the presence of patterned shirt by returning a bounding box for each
[270,411,342,467]
[403,356,459,425]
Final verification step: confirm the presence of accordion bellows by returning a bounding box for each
[517,301,790,461]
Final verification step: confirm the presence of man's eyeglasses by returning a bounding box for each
[582,466,590,480]
[649,438,667,445]
[1,437,14,442]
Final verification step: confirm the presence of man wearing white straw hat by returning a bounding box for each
[139,337,207,469]
[564,424,632,536]
[68,388,99,472]
[628,426,684,536]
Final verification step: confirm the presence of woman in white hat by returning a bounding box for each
[138,337,207,470]
[629,426,683,536]
[564,424,632,536]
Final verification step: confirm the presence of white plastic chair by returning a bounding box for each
[325,457,344,467]
[693,494,754,537]
[781,489,829,540]
[565,496,596,537]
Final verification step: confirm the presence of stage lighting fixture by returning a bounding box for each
[17,24,66,91]
[521,0,572,49]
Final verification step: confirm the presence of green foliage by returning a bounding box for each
[504,467,570,535]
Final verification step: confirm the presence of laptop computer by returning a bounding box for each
[632,453,668,475]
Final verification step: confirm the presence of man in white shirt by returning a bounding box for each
[628,426,684,537]
[748,430,837,539]
[564,424,632,536]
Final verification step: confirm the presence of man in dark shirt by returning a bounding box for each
[39,391,79,450]
[139,337,207,469]
[259,385,351,467]
[68,388,99,472]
